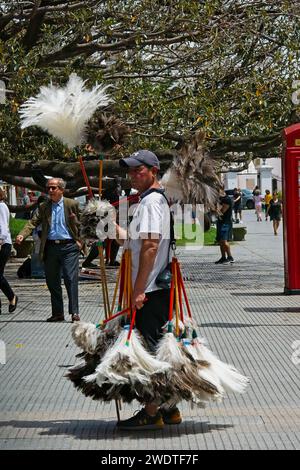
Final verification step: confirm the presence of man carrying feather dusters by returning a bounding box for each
[111,149,182,430]
[16,178,83,323]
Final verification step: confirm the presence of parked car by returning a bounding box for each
[225,189,255,210]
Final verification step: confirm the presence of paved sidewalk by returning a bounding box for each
[0,211,299,450]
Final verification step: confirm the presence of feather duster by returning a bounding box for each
[80,198,116,242]
[71,316,121,357]
[160,130,222,212]
[84,327,170,389]
[181,338,225,396]
[84,328,148,386]
[71,321,99,355]
[86,112,131,153]
[156,332,222,406]
[190,337,250,394]
[19,73,113,149]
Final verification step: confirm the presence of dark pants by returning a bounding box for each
[84,240,119,265]
[135,289,170,353]
[0,243,14,301]
[44,241,79,316]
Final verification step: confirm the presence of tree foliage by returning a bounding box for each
[1,0,300,185]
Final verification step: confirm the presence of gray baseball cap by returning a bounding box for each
[119,149,160,169]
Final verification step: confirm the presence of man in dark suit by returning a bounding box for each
[16,178,82,322]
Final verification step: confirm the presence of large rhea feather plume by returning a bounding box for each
[19,73,113,149]
[160,131,221,212]
[86,112,131,154]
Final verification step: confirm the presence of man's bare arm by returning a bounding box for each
[133,236,159,309]
[113,222,127,246]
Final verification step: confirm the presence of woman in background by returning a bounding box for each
[267,191,283,235]
[264,189,272,221]
[253,189,263,222]
[0,187,18,314]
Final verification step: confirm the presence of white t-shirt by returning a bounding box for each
[0,201,12,244]
[125,191,171,293]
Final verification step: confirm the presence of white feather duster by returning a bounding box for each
[80,198,116,242]
[71,321,100,355]
[192,337,250,394]
[84,327,171,388]
[156,332,222,405]
[19,73,113,148]
[129,329,171,375]
[156,332,186,365]
[182,338,225,396]
[84,328,149,386]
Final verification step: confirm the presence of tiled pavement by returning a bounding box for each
[0,211,299,450]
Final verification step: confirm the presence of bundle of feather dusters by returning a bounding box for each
[67,317,249,406]
[19,73,121,151]
[80,198,116,242]
[160,131,222,213]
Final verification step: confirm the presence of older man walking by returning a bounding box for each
[16,178,82,322]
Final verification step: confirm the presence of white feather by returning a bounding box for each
[84,327,171,388]
[71,321,99,354]
[156,332,186,365]
[19,73,113,148]
[84,329,150,386]
[160,168,183,202]
[192,337,250,394]
[157,333,222,405]
[130,329,171,374]
[182,339,225,396]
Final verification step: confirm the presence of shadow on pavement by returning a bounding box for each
[0,320,73,323]
[243,307,300,313]
[230,292,285,297]
[0,419,233,440]
[201,322,300,328]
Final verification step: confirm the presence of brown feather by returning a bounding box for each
[86,113,131,153]
[161,130,222,212]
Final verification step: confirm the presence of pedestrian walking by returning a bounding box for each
[215,187,234,264]
[113,150,175,429]
[16,178,82,322]
[264,189,272,221]
[233,187,243,223]
[0,187,18,314]
[68,150,249,430]
[267,191,282,235]
[253,189,263,222]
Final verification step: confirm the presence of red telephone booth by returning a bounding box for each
[282,124,300,294]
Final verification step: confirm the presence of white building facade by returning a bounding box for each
[223,158,282,194]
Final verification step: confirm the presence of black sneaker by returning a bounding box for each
[227,256,235,263]
[116,408,164,431]
[160,407,182,425]
[215,257,227,264]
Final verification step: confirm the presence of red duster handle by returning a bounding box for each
[79,156,93,199]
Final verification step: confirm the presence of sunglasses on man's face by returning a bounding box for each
[47,186,59,191]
